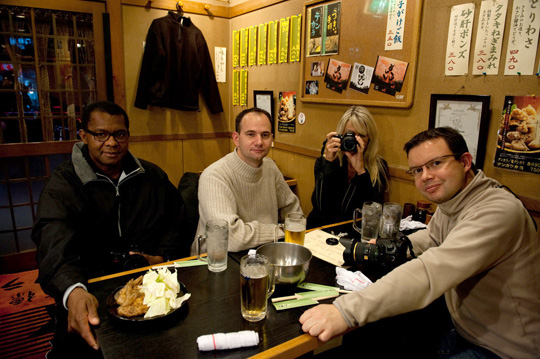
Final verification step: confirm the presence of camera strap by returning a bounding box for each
[320,140,327,157]
[402,236,416,259]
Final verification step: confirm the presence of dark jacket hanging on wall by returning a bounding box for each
[134,12,223,113]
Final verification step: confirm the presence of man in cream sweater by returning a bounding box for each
[300,127,539,359]
[192,108,302,254]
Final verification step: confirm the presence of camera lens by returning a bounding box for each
[341,131,358,152]
[123,254,149,271]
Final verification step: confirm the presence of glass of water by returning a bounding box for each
[360,201,382,243]
[197,219,229,272]
[379,202,403,239]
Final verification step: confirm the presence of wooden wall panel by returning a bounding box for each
[122,5,230,136]
[269,148,315,214]
[182,138,231,173]
[129,140,184,185]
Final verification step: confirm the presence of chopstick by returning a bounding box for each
[271,290,340,303]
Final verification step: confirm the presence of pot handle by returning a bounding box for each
[274,224,284,242]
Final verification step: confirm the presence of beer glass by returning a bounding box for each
[379,202,403,239]
[275,212,306,246]
[197,219,228,272]
[353,201,382,243]
[240,251,274,322]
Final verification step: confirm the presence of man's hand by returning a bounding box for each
[299,304,349,342]
[129,251,164,265]
[67,287,100,350]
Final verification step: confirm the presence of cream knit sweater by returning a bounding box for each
[192,149,302,254]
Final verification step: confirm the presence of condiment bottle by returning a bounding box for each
[413,200,431,223]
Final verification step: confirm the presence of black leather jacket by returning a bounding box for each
[134,12,223,114]
[307,153,387,229]
[32,143,189,302]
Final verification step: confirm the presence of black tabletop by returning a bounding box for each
[89,253,338,359]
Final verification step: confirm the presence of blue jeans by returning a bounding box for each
[437,328,501,359]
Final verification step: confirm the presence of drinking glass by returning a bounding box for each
[275,212,306,245]
[353,201,382,243]
[240,252,274,322]
[379,202,403,239]
[197,219,228,272]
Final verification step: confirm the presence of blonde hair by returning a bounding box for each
[335,106,387,191]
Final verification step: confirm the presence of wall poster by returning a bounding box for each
[372,56,409,96]
[306,1,341,57]
[429,94,491,169]
[278,91,297,133]
[495,96,540,174]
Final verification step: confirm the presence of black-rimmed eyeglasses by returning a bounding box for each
[83,129,130,143]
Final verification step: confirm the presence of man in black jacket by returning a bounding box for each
[32,101,190,357]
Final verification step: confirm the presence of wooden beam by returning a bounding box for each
[229,0,287,18]
[105,0,127,107]
[121,0,229,18]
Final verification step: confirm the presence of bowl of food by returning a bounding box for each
[256,242,312,286]
[106,268,190,323]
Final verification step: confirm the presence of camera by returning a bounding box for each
[333,130,358,152]
[340,234,415,273]
[109,250,150,272]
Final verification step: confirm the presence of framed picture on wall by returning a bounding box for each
[429,94,491,169]
[253,90,274,124]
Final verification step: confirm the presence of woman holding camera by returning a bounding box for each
[307,106,388,228]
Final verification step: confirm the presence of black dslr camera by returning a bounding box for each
[333,130,358,152]
[341,234,415,273]
[109,246,150,272]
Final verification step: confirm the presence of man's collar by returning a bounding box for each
[79,144,138,180]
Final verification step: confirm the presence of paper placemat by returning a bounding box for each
[304,229,346,267]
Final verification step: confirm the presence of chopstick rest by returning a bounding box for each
[197,330,259,351]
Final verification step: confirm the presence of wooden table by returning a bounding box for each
[87,227,344,359]
[88,220,450,358]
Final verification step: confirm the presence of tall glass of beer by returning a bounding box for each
[240,251,274,322]
[284,212,306,246]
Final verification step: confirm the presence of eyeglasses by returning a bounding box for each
[406,154,459,178]
[83,128,130,143]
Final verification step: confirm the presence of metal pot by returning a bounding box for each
[256,242,312,286]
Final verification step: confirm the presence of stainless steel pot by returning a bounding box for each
[256,242,312,286]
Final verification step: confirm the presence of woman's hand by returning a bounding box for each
[324,132,340,162]
[344,134,366,175]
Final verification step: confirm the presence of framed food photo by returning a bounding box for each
[429,94,491,169]
[253,90,274,124]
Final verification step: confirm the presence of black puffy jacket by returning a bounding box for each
[32,143,190,302]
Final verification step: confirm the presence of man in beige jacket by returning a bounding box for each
[300,127,539,359]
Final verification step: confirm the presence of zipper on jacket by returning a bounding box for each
[95,168,142,239]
